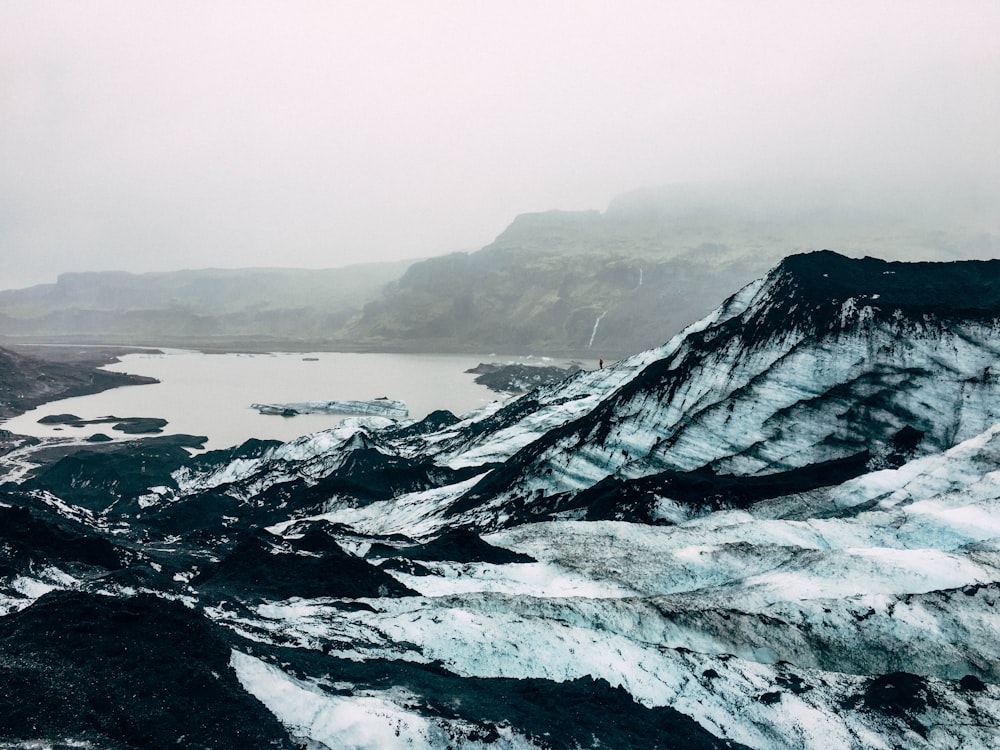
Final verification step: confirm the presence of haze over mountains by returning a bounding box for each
[2,183,995,356]
[0,262,410,351]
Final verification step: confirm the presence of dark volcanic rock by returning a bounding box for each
[191,437,284,468]
[855,671,941,739]
[960,674,987,692]
[111,416,168,434]
[310,447,487,505]
[37,413,168,434]
[20,435,207,511]
[446,443,878,529]
[388,408,461,438]
[137,488,248,538]
[241,446,490,517]
[390,527,536,564]
[0,590,294,749]
[83,564,181,596]
[861,672,938,715]
[467,361,583,393]
[274,647,750,750]
[0,501,124,574]
[36,413,83,424]
[192,526,417,601]
[0,346,158,420]
[579,451,875,523]
[453,675,752,749]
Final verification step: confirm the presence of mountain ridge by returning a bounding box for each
[3,183,995,356]
[440,251,1000,525]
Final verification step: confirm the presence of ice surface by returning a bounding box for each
[252,398,409,418]
[231,650,538,749]
[10,256,1000,749]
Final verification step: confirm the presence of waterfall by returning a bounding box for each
[588,310,608,349]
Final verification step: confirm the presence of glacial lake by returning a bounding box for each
[4,350,586,450]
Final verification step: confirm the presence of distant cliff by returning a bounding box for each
[0,263,409,351]
[347,184,996,356]
[346,236,771,356]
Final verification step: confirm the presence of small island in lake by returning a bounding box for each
[37,413,169,434]
[466,362,583,393]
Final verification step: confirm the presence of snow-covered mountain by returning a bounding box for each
[2,250,1000,748]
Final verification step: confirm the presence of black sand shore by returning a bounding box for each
[0,345,159,421]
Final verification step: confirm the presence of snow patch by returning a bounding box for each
[230,650,536,749]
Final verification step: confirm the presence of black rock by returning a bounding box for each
[579,451,874,523]
[192,527,417,601]
[960,674,987,692]
[862,671,938,716]
[0,590,294,749]
[21,435,207,512]
[36,413,83,425]
[466,362,582,393]
[0,501,123,572]
[390,527,535,564]
[112,417,168,434]
[277,647,750,750]
[388,408,461,438]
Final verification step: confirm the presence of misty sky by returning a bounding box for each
[2,0,998,290]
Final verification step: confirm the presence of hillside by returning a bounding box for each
[0,262,410,350]
[347,184,998,356]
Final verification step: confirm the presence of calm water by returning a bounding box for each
[3,350,577,450]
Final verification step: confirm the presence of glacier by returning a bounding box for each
[2,251,1000,748]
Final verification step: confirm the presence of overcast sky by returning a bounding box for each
[1,0,998,289]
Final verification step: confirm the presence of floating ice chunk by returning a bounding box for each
[251,398,408,418]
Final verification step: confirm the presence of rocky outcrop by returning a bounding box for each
[0,591,295,748]
[466,361,583,393]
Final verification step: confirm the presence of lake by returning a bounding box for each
[3,350,583,450]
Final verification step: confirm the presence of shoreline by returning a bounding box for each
[0,345,165,464]
[0,335,633,361]
[4,343,163,366]
[0,345,602,457]
[0,344,160,424]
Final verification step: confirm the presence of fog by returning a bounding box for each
[2,0,997,290]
